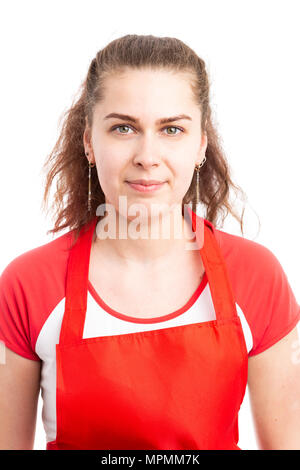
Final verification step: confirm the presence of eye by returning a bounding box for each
[112,125,133,134]
[110,124,184,136]
[164,126,183,136]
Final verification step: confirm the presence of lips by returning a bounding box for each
[125,180,166,193]
[126,179,164,185]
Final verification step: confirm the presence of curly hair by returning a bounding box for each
[41,34,252,246]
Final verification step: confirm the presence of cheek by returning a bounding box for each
[95,147,120,177]
[171,158,195,190]
[176,174,195,199]
[94,150,126,198]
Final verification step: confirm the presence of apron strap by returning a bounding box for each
[59,209,238,346]
[59,216,98,345]
[187,207,238,323]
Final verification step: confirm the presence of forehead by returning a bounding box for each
[94,68,198,119]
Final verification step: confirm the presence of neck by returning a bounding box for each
[92,206,197,268]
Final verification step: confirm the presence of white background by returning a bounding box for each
[0,0,299,450]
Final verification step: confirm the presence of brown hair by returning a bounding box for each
[41,34,252,246]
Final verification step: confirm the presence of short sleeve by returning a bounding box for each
[247,244,300,357]
[0,259,41,361]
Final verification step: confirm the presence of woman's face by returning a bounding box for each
[84,68,207,220]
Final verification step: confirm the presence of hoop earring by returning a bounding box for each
[86,152,95,212]
[194,155,206,213]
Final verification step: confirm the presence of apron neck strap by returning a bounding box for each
[59,216,98,346]
[187,207,238,325]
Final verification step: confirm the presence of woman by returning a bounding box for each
[0,34,299,450]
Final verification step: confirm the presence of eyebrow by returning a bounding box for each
[103,112,192,125]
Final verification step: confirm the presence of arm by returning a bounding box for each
[247,325,300,450]
[0,346,41,450]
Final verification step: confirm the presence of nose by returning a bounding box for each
[132,132,161,169]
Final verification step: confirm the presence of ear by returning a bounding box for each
[83,124,96,165]
[196,131,208,165]
[83,124,91,149]
[83,123,94,158]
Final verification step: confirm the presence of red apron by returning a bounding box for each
[46,208,248,450]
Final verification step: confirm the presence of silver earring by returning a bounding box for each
[194,156,206,206]
[194,156,206,215]
[86,152,95,212]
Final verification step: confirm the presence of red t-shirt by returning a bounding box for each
[0,221,299,443]
[1,222,299,360]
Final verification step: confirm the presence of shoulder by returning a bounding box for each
[0,227,74,311]
[202,216,275,271]
[212,224,296,306]
[213,226,296,297]
[0,231,74,320]
[213,226,300,356]
[213,226,279,274]
[0,229,74,361]
[212,225,282,320]
[2,229,73,279]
